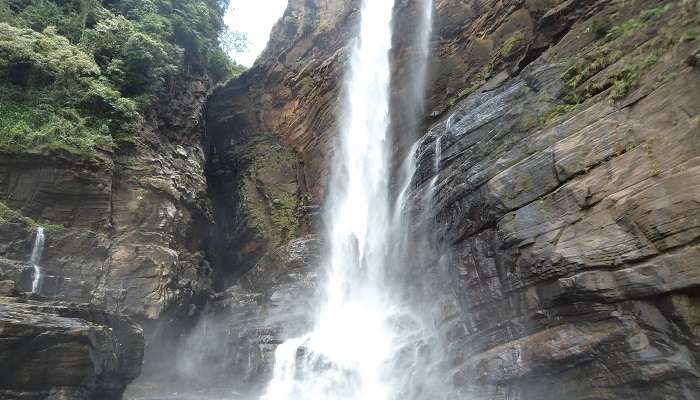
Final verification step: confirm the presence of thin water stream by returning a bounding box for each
[30,226,45,294]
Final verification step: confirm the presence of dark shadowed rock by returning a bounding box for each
[0,296,144,400]
[0,280,17,296]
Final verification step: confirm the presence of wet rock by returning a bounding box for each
[209,234,322,387]
[407,1,700,398]
[0,280,17,296]
[0,296,144,399]
[125,234,321,398]
[0,70,215,320]
[0,258,33,292]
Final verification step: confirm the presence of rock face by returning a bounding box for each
[407,1,700,398]
[206,0,700,399]
[0,295,144,399]
[0,66,213,400]
[0,74,214,320]
[1,0,698,398]
[125,234,321,398]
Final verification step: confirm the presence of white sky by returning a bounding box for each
[224,0,288,67]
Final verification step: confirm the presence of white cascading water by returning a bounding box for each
[30,226,45,294]
[263,0,434,399]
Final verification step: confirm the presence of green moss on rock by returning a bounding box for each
[0,200,62,231]
[500,31,525,59]
[241,135,307,246]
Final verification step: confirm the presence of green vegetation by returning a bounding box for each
[542,49,659,126]
[0,0,245,156]
[561,48,659,104]
[639,3,673,22]
[590,16,611,39]
[0,201,30,225]
[538,104,578,127]
[605,16,643,40]
[447,30,529,107]
[681,30,698,42]
[243,137,309,244]
[0,23,138,154]
[500,30,525,59]
[247,189,307,245]
[605,3,672,41]
[270,192,303,236]
[538,3,677,127]
[0,200,62,230]
[562,48,621,96]
[609,54,657,99]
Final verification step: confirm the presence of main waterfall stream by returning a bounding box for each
[262,0,439,399]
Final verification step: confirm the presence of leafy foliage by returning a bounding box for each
[0,23,137,154]
[80,13,181,102]
[0,0,245,156]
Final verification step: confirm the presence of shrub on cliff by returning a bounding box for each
[0,23,137,154]
[0,0,244,156]
[80,13,182,104]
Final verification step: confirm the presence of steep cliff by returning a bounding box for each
[205,0,700,398]
[203,0,354,282]
[0,0,698,398]
[417,0,700,398]
[0,0,239,396]
[0,0,239,320]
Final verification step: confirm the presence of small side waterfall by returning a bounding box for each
[30,226,45,294]
[428,136,441,191]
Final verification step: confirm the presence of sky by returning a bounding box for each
[224,0,288,67]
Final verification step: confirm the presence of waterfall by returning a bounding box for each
[430,137,441,187]
[30,226,45,294]
[413,0,433,118]
[262,0,435,399]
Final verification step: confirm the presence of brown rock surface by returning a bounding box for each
[0,75,214,320]
[206,0,700,398]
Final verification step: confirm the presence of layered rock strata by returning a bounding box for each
[208,0,700,399]
[0,74,214,320]
[0,295,144,399]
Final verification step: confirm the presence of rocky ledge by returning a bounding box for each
[0,294,144,400]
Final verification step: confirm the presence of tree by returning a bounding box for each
[219,27,248,55]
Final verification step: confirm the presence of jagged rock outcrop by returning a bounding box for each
[0,295,144,399]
